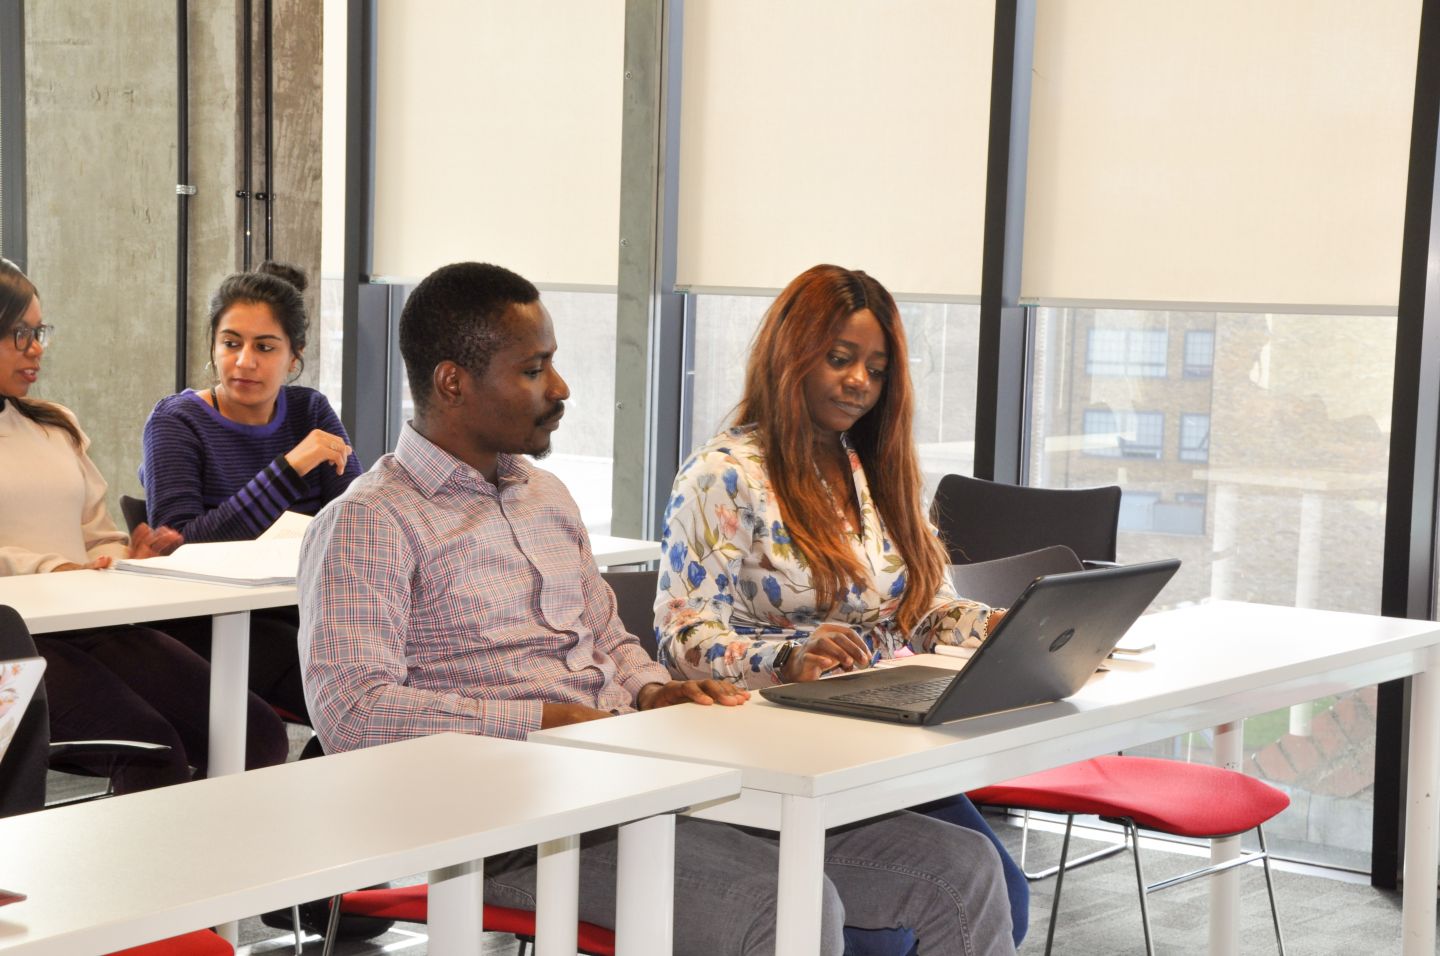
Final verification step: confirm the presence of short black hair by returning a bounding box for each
[399,262,540,412]
[208,260,309,353]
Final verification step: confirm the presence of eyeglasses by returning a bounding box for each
[11,323,53,352]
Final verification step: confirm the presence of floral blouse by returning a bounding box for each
[655,425,996,687]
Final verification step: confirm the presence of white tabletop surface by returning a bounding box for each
[0,569,297,635]
[589,536,661,567]
[535,601,1440,810]
[0,732,739,956]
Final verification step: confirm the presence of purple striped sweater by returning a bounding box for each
[140,386,361,542]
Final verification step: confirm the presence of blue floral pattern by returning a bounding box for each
[655,425,995,687]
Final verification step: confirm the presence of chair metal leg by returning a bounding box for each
[319,894,344,956]
[1125,820,1155,956]
[1042,815,1076,956]
[291,904,304,955]
[1015,808,1128,881]
[1256,826,1286,955]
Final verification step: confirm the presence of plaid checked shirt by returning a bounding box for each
[299,423,670,751]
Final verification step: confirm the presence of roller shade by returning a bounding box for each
[371,0,624,286]
[1021,0,1421,312]
[675,0,995,299]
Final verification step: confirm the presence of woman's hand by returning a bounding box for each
[129,523,183,559]
[284,430,353,478]
[781,624,872,683]
[52,557,114,572]
[984,608,1007,637]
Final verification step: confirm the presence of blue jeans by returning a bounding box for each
[485,812,1016,955]
[914,794,1028,948]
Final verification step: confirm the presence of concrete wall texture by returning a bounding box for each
[21,0,322,513]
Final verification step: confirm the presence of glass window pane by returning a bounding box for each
[1031,306,1396,870]
[688,294,981,500]
[389,287,618,535]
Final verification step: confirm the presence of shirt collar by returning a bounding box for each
[394,422,534,497]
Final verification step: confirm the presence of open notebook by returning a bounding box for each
[114,535,304,587]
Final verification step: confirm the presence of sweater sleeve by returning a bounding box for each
[309,391,363,504]
[142,400,309,543]
[74,424,130,563]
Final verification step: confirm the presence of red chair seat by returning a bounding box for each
[968,755,1289,838]
[341,884,616,956]
[107,930,234,956]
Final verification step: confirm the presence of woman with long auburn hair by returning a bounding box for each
[656,263,1027,946]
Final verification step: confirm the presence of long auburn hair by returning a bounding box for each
[734,264,946,634]
[0,259,80,446]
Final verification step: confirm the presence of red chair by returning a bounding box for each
[319,884,614,956]
[107,929,233,956]
[969,755,1290,956]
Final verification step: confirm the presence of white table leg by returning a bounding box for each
[429,860,484,956]
[536,834,580,956]
[209,610,250,945]
[1208,720,1242,956]
[777,794,827,954]
[1401,646,1440,955]
[616,814,675,956]
[208,610,251,778]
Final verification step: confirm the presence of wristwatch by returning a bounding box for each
[772,641,798,679]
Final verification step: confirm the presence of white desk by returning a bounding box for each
[0,732,739,956]
[590,535,662,567]
[0,569,296,780]
[0,535,661,780]
[534,601,1440,955]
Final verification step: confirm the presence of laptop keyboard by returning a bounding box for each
[830,676,952,707]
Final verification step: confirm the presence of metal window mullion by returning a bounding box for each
[975,0,1036,485]
[613,0,684,539]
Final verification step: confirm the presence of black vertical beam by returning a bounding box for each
[239,0,253,269]
[975,0,1034,485]
[175,0,190,392]
[262,0,273,261]
[340,0,387,466]
[0,0,26,270]
[1373,0,1440,891]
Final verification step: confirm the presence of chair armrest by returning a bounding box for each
[49,740,172,760]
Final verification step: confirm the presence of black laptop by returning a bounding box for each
[758,559,1180,726]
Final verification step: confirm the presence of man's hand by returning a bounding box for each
[636,679,750,711]
[781,624,871,683]
[540,702,614,729]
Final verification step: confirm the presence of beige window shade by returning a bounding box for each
[676,0,995,299]
[1021,0,1421,312]
[372,0,624,287]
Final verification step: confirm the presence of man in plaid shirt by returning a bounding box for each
[297,262,1014,956]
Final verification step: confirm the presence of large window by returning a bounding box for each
[390,288,618,534]
[1085,328,1169,378]
[1032,306,1396,869]
[687,294,980,499]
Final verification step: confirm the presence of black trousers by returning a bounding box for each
[37,625,289,793]
[157,607,310,724]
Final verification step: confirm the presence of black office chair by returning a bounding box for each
[600,568,660,659]
[948,545,1084,607]
[931,473,1122,566]
[0,605,171,811]
[119,494,148,534]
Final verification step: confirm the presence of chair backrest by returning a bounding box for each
[931,473,1122,565]
[949,545,1084,607]
[119,495,148,534]
[0,605,48,818]
[600,569,661,661]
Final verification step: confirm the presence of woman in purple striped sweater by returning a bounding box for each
[140,263,361,723]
